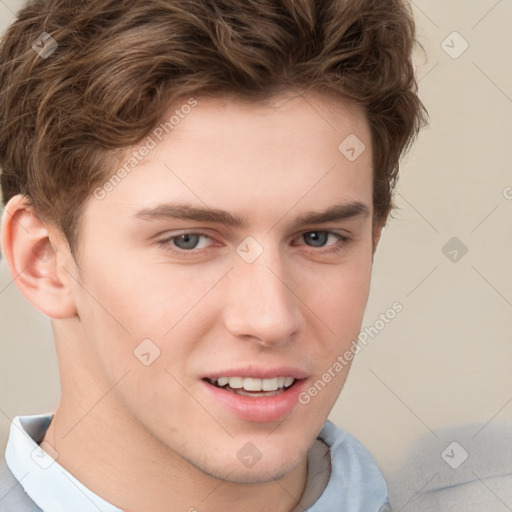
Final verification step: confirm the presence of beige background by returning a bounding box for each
[1,0,511,508]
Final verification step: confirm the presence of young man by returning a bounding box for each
[0,0,425,510]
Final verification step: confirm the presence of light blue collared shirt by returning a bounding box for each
[5,414,122,512]
[3,413,390,511]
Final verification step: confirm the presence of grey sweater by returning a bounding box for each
[387,422,512,511]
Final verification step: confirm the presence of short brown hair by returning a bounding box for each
[0,0,427,259]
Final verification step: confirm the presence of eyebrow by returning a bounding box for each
[132,201,370,230]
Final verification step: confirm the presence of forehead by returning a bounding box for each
[84,91,373,231]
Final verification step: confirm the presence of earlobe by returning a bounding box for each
[1,194,77,319]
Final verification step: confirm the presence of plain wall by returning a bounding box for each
[1,0,511,508]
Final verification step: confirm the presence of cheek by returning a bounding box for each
[76,249,204,334]
[304,252,373,335]
[71,250,222,378]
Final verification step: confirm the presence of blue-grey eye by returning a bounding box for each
[303,231,329,247]
[173,233,202,250]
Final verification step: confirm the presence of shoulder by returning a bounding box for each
[0,429,43,511]
[388,422,512,511]
[312,420,390,512]
[319,420,385,478]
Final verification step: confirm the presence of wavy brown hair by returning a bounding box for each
[0,0,427,259]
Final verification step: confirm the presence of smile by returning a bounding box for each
[201,373,307,422]
[207,376,296,396]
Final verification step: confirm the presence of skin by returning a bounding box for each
[1,90,382,512]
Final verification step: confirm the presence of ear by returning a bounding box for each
[371,222,385,258]
[1,194,78,319]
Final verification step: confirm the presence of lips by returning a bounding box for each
[201,366,309,423]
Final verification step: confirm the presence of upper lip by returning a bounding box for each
[202,366,309,380]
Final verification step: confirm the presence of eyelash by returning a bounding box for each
[156,231,351,257]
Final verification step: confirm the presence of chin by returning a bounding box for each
[193,442,308,484]
[205,460,301,485]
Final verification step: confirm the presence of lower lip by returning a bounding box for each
[201,379,307,423]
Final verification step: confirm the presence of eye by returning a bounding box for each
[159,232,213,252]
[298,231,347,249]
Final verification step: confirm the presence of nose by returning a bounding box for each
[222,249,302,347]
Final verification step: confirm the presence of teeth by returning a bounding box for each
[217,377,229,387]
[227,377,243,389]
[284,377,294,387]
[262,378,279,391]
[243,378,263,391]
[211,376,296,392]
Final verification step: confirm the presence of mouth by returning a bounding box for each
[205,376,298,397]
[200,369,308,423]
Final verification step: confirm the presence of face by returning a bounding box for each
[64,91,376,483]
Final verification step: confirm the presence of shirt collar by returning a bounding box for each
[5,413,122,512]
[5,414,388,512]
